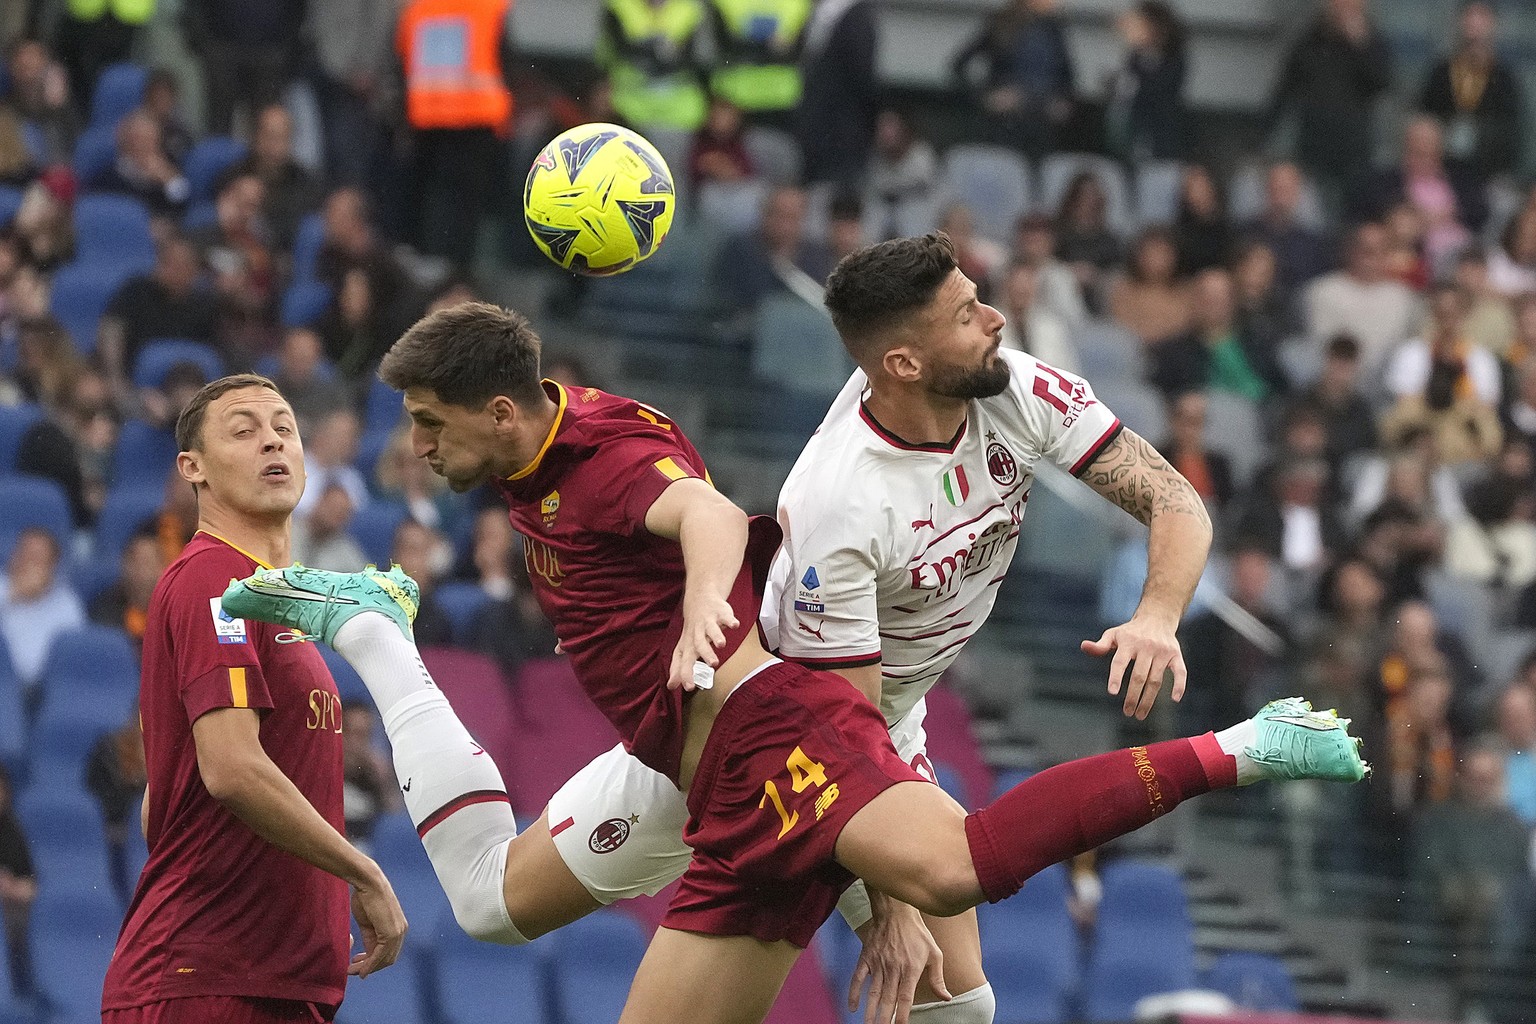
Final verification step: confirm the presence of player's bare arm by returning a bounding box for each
[192,706,407,977]
[642,477,748,690]
[1076,427,1212,719]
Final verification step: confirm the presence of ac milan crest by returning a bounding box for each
[986,442,1018,486]
[588,817,631,854]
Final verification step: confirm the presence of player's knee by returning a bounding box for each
[905,861,982,918]
[910,983,995,1024]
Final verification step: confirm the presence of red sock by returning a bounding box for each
[964,733,1235,903]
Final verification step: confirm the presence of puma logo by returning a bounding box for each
[911,505,936,532]
[471,743,485,756]
[797,621,826,643]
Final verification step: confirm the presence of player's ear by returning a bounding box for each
[177,450,205,486]
[881,344,923,384]
[488,395,517,428]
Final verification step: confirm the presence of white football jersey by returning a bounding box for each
[766,349,1122,727]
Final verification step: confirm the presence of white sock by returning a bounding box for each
[910,983,996,1023]
[1215,717,1262,786]
[381,689,526,944]
[333,612,437,719]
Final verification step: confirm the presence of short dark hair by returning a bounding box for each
[1325,333,1361,361]
[379,302,545,408]
[175,373,281,452]
[823,233,958,359]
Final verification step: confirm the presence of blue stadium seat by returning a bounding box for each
[42,623,138,690]
[184,136,248,203]
[1095,860,1194,930]
[281,279,335,328]
[0,474,72,555]
[72,125,117,186]
[938,144,1032,244]
[74,193,155,271]
[29,867,120,1024]
[48,259,138,354]
[89,62,147,130]
[0,403,42,471]
[550,910,650,1024]
[0,659,23,779]
[292,212,326,282]
[335,948,428,1024]
[349,500,409,568]
[1082,861,1198,1022]
[364,378,404,434]
[1204,951,1299,1012]
[433,581,490,642]
[980,863,1081,1024]
[93,482,165,569]
[130,338,225,389]
[0,184,22,230]
[433,915,550,1024]
[111,419,179,486]
[751,294,855,398]
[179,199,217,231]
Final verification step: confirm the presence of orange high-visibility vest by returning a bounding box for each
[398,0,514,130]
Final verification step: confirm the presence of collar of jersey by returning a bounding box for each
[507,379,569,481]
[858,402,967,454]
[196,529,275,570]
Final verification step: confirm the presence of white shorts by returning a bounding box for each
[545,697,933,925]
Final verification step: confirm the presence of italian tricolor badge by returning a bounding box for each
[942,466,970,506]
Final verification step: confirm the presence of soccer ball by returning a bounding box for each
[523,122,676,276]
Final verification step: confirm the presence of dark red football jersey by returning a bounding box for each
[102,532,349,1012]
[497,383,774,784]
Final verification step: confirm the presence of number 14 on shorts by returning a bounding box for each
[759,746,840,839]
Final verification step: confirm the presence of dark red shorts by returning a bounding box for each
[103,996,329,1024]
[663,661,926,947]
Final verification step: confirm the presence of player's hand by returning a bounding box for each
[850,893,950,1024]
[1081,613,1186,720]
[669,591,739,690]
[349,870,407,978]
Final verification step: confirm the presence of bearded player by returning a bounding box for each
[225,260,1366,1024]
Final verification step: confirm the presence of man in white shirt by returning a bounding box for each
[1306,222,1420,382]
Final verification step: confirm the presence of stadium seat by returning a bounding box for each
[291,212,326,282]
[281,278,335,328]
[0,473,72,555]
[1135,159,1186,226]
[179,199,217,231]
[550,910,650,1024]
[184,136,249,203]
[72,124,118,186]
[1425,569,1496,656]
[74,194,155,271]
[348,499,407,568]
[89,62,147,130]
[980,863,1081,1024]
[1202,390,1266,486]
[1228,163,1326,230]
[1204,951,1300,1011]
[335,946,428,1024]
[697,178,770,235]
[1087,376,1166,442]
[48,259,139,353]
[0,403,42,471]
[110,418,179,486]
[130,338,226,389]
[0,184,22,230]
[752,293,855,398]
[28,861,120,1024]
[431,581,491,642]
[0,658,23,779]
[1082,931,1198,1023]
[93,483,167,568]
[743,125,803,186]
[432,917,549,1024]
[1039,153,1134,236]
[938,144,1031,243]
[1095,860,1194,930]
[1073,319,1146,384]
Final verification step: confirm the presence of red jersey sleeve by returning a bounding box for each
[164,550,275,724]
[586,431,709,538]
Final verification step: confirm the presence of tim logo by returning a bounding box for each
[588,817,631,854]
[987,442,1018,486]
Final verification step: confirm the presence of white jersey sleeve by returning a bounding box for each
[1004,352,1124,478]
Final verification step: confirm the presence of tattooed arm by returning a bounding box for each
[1075,428,1213,719]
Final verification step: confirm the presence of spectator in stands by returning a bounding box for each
[1241,161,1333,298]
[89,524,169,651]
[53,0,149,120]
[0,527,84,711]
[390,518,453,645]
[1449,435,1536,599]
[1054,170,1121,305]
[1159,390,1233,513]
[1491,685,1536,826]
[937,203,1004,304]
[1362,116,1481,273]
[1385,663,1458,816]
[137,359,208,437]
[466,510,559,674]
[716,185,833,309]
[83,706,147,908]
[97,233,218,404]
[13,314,84,413]
[270,327,350,430]
[688,96,754,191]
[60,370,118,520]
[294,406,369,519]
[951,0,1075,159]
[0,764,36,1004]
[90,109,189,217]
[1103,0,1186,162]
[291,479,366,571]
[237,103,323,251]
[374,426,459,536]
[315,188,419,374]
[1305,222,1418,381]
[1487,206,1536,298]
[9,178,73,272]
[310,0,396,188]
[1312,556,1386,689]
[705,0,807,122]
[825,192,868,265]
[1505,350,1536,450]
[1004,213,1086,327]
[1382,282,1503,466]
[189,169,278,362]
[596,0,707,135]
[797,0,878,189]
[1232,239,1295,366]
[341,703,398,854]
[1152,266,1281,403]
[1381,600,1481,723]
[0,106,38,187]
[184,0,305,137]
[1248,402,1336,502]
[865,109,937,242]
[1267,0,1391,202]
[1420,0,1522,188]
[1232,456,1342,576]
[1351,423,1470,533]
[1452,248,1516,360]
[1180,545,1291,735]
[3,38,77,167]
[1108,226,1189,347]
[998,261,1076,373]
[141,68,193,165]
[1383,199,1432,292]
[1304,335,1376,466]
[1173,163,1232,276]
